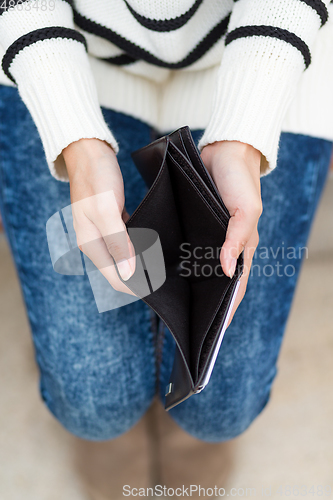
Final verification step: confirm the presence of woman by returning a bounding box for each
[0,0,332,496]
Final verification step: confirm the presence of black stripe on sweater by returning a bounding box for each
[233,0,329,23]
[233,0,329,26]
[2,26,88,84]
[100,53,138,65]
[123,0,204,32]
[225,25,311,69]
[73,9,231,69]
[298,0,328,26]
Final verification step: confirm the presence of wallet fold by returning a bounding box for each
[120,126,243,410]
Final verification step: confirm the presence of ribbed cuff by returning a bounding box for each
[197,37,306,175]
[9,37,119,181]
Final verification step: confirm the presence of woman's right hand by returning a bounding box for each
[62,138,136,295]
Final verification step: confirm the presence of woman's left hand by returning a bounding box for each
[201,140,262,326]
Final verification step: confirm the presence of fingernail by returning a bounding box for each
[116,258,133,281]
[228,258,237,278]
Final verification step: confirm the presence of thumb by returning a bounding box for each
[220,208,253,278]
[102,225,136,281]
[74,194,136,282]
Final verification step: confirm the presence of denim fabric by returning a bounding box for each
[0,84,332,442]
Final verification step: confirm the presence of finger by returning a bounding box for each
[77,223,136,296]
[102,228,136,282]
[226,228,259,327]
[221,202,261,278]
[74,191,136,281]
[122,206,130,223]
[91,193,136,281]
[226,275,245,329]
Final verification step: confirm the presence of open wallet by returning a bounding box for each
[119,126,244,410]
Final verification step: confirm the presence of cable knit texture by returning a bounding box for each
[0,0,332,180]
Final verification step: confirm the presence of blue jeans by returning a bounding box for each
[0,84,331,442]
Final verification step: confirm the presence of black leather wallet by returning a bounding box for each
[121,126,243,410]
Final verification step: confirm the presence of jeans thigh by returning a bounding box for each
[0,84,157,440]
[159,131,333,442]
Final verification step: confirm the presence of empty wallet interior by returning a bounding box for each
[126,134,239,386]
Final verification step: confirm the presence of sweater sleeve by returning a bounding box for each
[0,0,119,181]
[197,0,331,175]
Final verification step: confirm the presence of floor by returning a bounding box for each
[0,176,332,500]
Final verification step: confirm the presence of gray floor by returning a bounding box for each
[0,177,332,500]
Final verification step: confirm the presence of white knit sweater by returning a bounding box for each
[0,0,332,181]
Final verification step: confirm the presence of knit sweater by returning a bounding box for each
[0,0,332,181]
